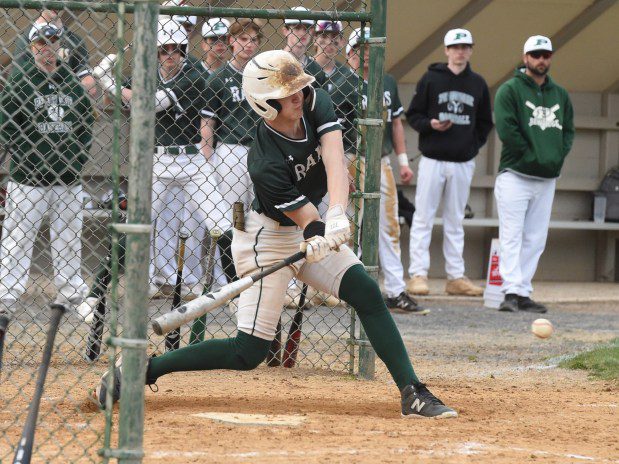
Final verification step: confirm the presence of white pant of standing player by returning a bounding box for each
[150,148,231,287]
[214,143,254,218]
[494,171,556,297]
[0,181,87,304]
[408,156,475,280]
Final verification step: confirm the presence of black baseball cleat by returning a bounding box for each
[385,292,430,315]
[498,293,519,312]
[518,296,548,313]
[401,383,458,419]
[94,356,123,410]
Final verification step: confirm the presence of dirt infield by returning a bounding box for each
[1,298,617,463]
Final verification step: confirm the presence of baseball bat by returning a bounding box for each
[283,283,308,368]
[152,250,305,336]
[12,303,66,464]
[189,228,222,345]
[0,314,9,374]
[266,319,282,367]
[165,230,189,352]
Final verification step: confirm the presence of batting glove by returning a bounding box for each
[324,204,351,250]
[93,54,117,93]
[300,236,331,263]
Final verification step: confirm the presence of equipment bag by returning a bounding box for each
[597,166,619,222]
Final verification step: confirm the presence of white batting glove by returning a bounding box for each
[300,236,331,263]
[93,54,117,93]
[324,204,351,250]
[78,296,99,323]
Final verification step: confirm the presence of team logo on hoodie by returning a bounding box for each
[437,91,474,125]
[526,101,562,131]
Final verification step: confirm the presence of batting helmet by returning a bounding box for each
[242,50,315,121]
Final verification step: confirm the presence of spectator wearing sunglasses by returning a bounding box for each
[493,35,574,314]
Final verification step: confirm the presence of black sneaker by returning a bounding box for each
[93,356,122,410]
[401,383,458,419]
[146,355,159,391]
[498,293,519,312]
[518,296,548,313]
[385,292,430,315]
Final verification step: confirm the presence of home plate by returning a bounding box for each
[192,412,306,426]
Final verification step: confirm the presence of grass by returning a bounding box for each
[559,338,619,381]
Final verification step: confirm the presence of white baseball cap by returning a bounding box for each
[444,28,473,47]
[346,26,370,55]
[202,18,230,38]
[523,35,552,54]
[315,20,342,34]
[284,6,314,26]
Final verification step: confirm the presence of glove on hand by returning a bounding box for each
[93,54,117,93]
[324,204,351,250]
[300,236,331,263]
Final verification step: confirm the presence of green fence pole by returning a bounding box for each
[114,0,159,462]
[358,0,387,380]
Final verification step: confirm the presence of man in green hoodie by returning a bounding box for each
[0,24,93,321]
[494,35,574,313]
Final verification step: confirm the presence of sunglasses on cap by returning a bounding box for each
[528,50,552,59]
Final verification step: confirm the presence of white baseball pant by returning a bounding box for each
[232,211,360,340]
[150,148,230,287]
[0,181,87,303]
[494,171,556,297]
[408,156,475,280]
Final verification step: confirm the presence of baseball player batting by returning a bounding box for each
[94,50,457,419]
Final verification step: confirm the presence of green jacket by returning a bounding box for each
[495,68,574,179]
[0,60,93,186]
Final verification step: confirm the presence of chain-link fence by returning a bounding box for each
[0,0,384,461]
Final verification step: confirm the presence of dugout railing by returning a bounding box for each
[0,0,387,462]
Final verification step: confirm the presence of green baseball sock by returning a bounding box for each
[147,331,271,382]
[338,264,420,390]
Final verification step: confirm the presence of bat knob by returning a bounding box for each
[152,320,163,336]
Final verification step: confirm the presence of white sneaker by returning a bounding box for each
[78,297,100,323]
[181,283,203,301]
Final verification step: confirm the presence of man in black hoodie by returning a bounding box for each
[405,28,493,296]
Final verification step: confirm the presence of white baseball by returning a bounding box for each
[531,318,553,339]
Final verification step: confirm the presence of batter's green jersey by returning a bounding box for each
[204,62,260,146]
[249,88,343,226]
[330,71,404,156]
[302,56,327,89]
[127,61,206,147]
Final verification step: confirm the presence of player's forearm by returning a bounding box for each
[392,117,407,157]
[321,130,349,209]
[200,118,216,159]
[284,202,321,230]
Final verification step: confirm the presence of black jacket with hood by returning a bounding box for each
[405,62,493,162]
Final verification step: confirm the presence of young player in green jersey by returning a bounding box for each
[330,28,425,315]
[90,19,231,308]
[313,20,351,93]
[281,6,326,88]
[94,50,457,420]
[199,18,230,78]
[202,18,264,217]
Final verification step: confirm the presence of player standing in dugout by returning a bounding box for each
[95,50,457,420]
[90,18,230,308]
[202,18,263,215]
[405,28,493,297]
[330,27,426,315]
[281,6,326,88]
[0,24,93,322]
[312,20,351,93]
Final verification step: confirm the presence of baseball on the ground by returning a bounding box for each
[531,318,553,339]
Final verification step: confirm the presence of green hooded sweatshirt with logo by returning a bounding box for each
[494,68,574,179]
[0,60,93,186]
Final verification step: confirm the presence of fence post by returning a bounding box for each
[358,0,386,380]
[116,0,158,462]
